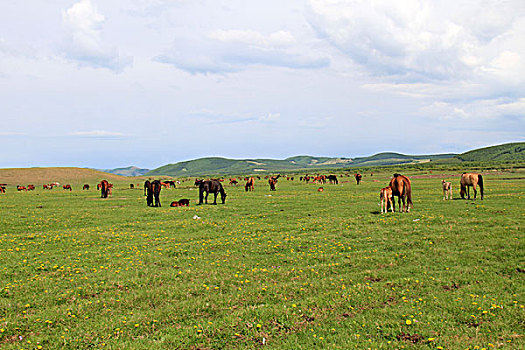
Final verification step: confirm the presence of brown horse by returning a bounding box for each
[63,184,72,191]
[245,177,255,191]
[380,186,393,213]
[83,184,90,190]
[268,175,280,191]
[170,199,190,207]
[460,173,483,200]
[389,174,413,213]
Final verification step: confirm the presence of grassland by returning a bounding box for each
[0,167,524,349]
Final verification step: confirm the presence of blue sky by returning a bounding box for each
[1,0,524,169]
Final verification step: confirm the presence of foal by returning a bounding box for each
[380,186,393,213]
[442,180,452,200]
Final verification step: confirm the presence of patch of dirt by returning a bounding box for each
[396,332,424,343]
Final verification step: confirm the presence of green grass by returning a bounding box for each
[0,169,524,349]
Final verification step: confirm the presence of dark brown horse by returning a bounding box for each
[83,184,90,190]
[144,180,162,207]
[63,184,72,191]
[355,173,362,184]
[100,180,110,198]
[460,173,484,200]
[389,174,413,213]
[198,180,227,205]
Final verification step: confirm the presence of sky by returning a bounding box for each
[1,0,524,169]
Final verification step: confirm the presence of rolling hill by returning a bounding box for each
[0,167,128,186]
[455,142,525,162]
[101,166,150,177]
[146,153,456,177]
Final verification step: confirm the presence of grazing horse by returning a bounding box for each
[144,180,153,206]
[27,185,35,191]
[151,180,162,206]
[442,180,452,200]
[17,185,27,191]
[170,199,190,207]
[389,174,413,213]
[83,184,90,190]
[327,175,338,184]
[380,186,393,214]
[198,180,227,205]
[460,173,484,200]
[245,177,255,191]
[268,175,280,191]
[100,180,110,198]
[355,173,362,185]
[63,184,72,191]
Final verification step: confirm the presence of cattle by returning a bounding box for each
[83,184,90,190]
[130,184,135,189]
[0,186,6,193]
[63,184,72,191]
[27,184,35,191]
[17,185,27,191]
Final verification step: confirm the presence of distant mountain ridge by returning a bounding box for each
[146,153,456,177]
[107,142,524,177]
[101,166,150,177]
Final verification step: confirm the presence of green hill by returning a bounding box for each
[455,142,525,162]
[146,153,455,177]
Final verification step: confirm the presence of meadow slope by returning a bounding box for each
[0,168,523,349]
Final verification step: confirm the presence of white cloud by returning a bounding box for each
[62,0,132,72]
[156,28,329,74]
[307,0,525,83]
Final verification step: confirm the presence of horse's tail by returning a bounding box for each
[406,181,413,209]
[478,174,484,200]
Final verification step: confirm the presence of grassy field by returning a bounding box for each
[0,168,524,349]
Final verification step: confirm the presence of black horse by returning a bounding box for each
[144,180,162,207]
[327,175,338,184]
[198,180,227,205]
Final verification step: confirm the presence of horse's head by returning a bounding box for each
[221,191,227,204]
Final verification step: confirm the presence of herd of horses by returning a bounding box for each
[4,171,485,213]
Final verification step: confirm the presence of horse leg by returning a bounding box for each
[473,184,477,200]
[205,191,209,204]
[213,192,218,205]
